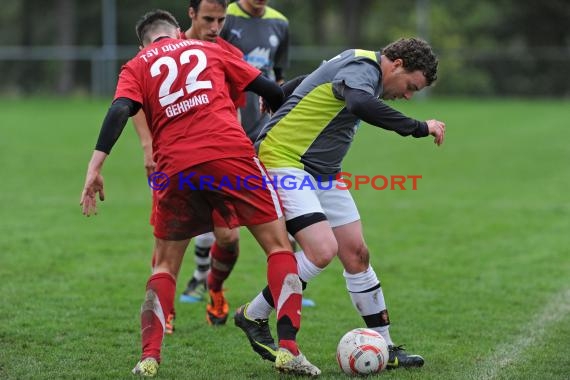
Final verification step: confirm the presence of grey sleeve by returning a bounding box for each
[332,59,379,98]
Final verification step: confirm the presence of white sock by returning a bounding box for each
[192,232,213,281]
[192,266,209,282]
[375,326,393,346]
[194,232,215,247]
[246,251,322,320]
[295,250,322,282]
[344,266,394,346]
[246,292,273,320]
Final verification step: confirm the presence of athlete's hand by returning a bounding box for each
[259,96,270,115]
[426,119,446,146]
[80,170,105,216]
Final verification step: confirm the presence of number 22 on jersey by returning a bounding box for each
[150,49,212,107]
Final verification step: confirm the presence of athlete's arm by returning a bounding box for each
[274,67,285,84]
[81,97,141,216]
[344,86,428,138]
[131,110,156,177]
[95,97,141,154]
[245,74,284,113]
[281,75,307,98]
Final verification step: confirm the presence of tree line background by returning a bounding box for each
[0,0,568,97]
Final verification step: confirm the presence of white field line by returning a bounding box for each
[471,287,570,380]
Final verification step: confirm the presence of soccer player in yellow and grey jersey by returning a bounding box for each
[234,38,446,369]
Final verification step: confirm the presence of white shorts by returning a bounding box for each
[267,167,360,228]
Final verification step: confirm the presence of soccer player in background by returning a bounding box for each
[233,38,446,369]
[132,0,247,329]
[220,0,289,138]
[183,0,290,300]
[80,9,320,377]
[179,0,315,319]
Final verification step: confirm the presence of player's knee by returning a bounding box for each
[214,228,239,248]
[306,238,337,268]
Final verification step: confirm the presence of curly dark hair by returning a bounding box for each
[382,37,438,86]
[135,9,180,46]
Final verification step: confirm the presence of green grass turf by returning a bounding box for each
[0,98,569,379]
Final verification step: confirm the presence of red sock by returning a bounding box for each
[140,272,176,362]
[150,253,175,317]
[207,242,239,291]
[267,250,302,355]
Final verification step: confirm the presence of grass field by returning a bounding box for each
[1,98,569,379]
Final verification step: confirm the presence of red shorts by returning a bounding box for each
[151,156,283,240]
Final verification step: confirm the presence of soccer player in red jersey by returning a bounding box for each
[79,9,320,377]
[131,0,248,332]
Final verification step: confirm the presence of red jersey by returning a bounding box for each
[214,36,243,60]
[214,36,247,108]
[114,38,261,177]
[180,32,246,108]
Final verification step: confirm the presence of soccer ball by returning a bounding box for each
[336,328,389,376]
